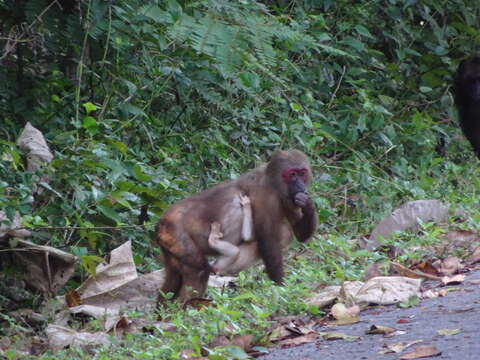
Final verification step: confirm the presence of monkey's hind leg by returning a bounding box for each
[158,250,183,303]
[178,264,211,302]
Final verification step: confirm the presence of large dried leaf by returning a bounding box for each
[16,122,53,171]
[365,324,396,335]
[330,303,360,321]
[67,242,231,323]
[391,262,441,281]
[46,325,110,351]
[319,331,360,341]
[77,241,138,299]
[72,270,166,319]
[399,345,441,359]
[468,246,480,264]
[305,285,341,308]
[342,276,422,305]
[380,340,423,354]
[12,239,77,294]
[368,200,449,250]
[276,332,320,347]
[438,257,463,276]
[441,274,465,285]
[437,328,460,336]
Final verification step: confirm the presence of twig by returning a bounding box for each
[391,262,442,281]
[10,224,152,232]
[45,251,53,293]
[0,0,61,61]
[328,65,346,109]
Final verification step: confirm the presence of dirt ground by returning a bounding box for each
[260,269,480,360]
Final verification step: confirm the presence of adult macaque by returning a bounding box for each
[454,54,480,158]
[155,150,317,302]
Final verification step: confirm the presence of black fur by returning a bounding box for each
[454,55,480,158]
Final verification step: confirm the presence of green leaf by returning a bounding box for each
[354,25,374,39]
[142,5,171,23]
[224,346,249,360]
[97,204,123,224]
[81,255,104,277]
[83,102,98,114]
[132,164,152,182]
[290,103,302,112]
[83,116,98,135]
[419,86,432,93]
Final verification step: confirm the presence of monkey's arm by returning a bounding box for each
[239,195,253,241]
[291,193,317,242]
[254,197,285,284]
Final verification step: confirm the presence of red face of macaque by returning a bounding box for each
[281,167,309,198]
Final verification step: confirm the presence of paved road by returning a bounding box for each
[260,269,480,360]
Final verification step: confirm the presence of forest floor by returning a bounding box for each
[260,268,480,360]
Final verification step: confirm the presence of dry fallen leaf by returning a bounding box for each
[365,325,396,335]
[182,298,213,309]
[319,331,360,341]
[467,247,480,264]
[331,303,360,320]
[441,274,465,286]
[46,325,110,350]
[284,320,317,336]
[437,328,460,336]
[422,289,439,299]
[268,325,293,342]
[327,316,361,326]
[368,200,449,250]
[411,262,442,277]
[439,257,463,276]
[210,334,253,352]
[342,276,422,305]
[391,262,441,281]
[399,344,441,359]
[276,333,320,347]
[65,290,82,308]
[305,285,341,308]
[380,340,423,354]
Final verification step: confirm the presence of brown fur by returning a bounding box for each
[155,149,317,302]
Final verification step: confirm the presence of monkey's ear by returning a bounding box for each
[266,149,276,159]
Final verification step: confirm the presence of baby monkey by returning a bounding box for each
[208,194,253,275]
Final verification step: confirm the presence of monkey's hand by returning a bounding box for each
[294,192,311,208]
[239,194,251,207]
[210,222,223,240]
